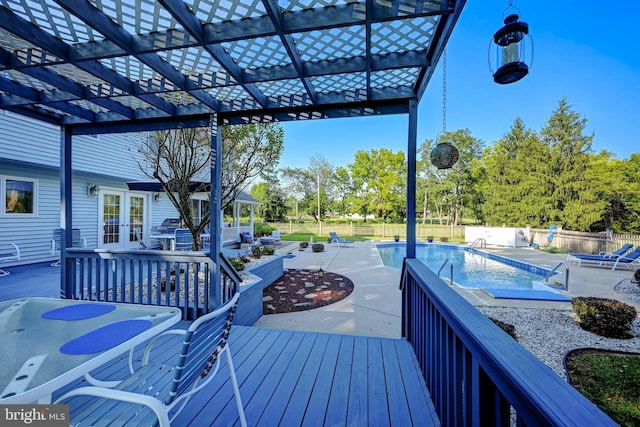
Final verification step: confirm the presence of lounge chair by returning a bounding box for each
[0,242,20,277]
[55,293,246,427]
[567,243,633,264]
[329,232,355,247]
[573,247,640,271]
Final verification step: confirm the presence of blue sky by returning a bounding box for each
[277,1,640,169]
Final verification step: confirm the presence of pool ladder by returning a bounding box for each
[545,262,569,291]
[438,258,454,286]
[469,238,486,249]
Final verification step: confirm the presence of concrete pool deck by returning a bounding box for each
[253,241,639,338]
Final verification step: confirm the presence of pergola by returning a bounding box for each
[0,0,465,299]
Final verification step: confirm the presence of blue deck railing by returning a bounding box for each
[63,248,239,319]
[400,258,616,426]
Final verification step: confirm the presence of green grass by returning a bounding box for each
[566,350,640,426]
[541,246,570,254]
[281,233,369,242]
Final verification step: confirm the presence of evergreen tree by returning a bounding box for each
[541,98,600,230]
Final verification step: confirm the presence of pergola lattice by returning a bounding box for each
[0,0,464,134]
[0,0,466,299]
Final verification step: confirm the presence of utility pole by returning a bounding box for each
[317,174,321,224]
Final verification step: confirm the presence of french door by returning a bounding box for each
[100,191,148,248]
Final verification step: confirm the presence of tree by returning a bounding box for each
[250,172,288,222]
[541,98,600,230]
[418,130,483,226]
[478,118,551,227]
[349,148,405,222]
[139,124,284,249]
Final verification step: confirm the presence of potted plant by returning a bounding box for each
[394,235,400,242]
[427,236,434,243]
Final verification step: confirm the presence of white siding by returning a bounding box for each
[0,111,146,179]
[0,115,155,265]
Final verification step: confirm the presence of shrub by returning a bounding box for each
[633,269,640,284]
[227,257,245,271]
[312,243,325,252]
[440,236,449,242]
[300,241,309,249]
[254,222,273,236]
[572,297,637,338]
[251,245,263,258]
[262,246,275,256]
[488,317,517,341]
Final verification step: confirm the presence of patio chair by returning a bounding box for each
[566,243,633,264]
[174,228,193,251]
[0,242,20,277]
[51,228,86,266]
[133,228,163,250]
[271,230,281,244]
[55,292,247,427]
[329,232,355,247]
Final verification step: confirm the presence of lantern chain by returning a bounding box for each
[442,49,447,135]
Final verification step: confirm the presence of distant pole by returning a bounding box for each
[317,174,321,224]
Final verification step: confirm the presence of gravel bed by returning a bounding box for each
[479,305,640,379]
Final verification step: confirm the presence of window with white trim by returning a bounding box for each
[2,177,37,216]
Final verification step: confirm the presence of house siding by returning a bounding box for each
[0,112,174,265]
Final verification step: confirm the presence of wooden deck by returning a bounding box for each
[2,263,439,425]
[53,323,439,426]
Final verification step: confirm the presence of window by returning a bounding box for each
[191,197,210,226]
[3,177,37,215]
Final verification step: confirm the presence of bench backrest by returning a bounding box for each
[52,228,85,253]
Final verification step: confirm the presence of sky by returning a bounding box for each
[276,1,640,170]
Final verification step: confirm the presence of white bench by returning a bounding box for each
[0,243,20,276]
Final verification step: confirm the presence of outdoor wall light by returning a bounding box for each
[88,184,99,197]
[489,1,533,84]
[153,193,161,202]
[317,262,324,279]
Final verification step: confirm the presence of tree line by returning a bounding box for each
[255,97,640,233]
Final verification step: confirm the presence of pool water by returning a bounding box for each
[377,243,550,290]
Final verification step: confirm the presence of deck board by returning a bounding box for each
[54,325,438,426]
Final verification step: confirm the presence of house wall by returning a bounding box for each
[0,111,178,265]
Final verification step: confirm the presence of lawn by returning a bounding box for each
[565,349,640,426]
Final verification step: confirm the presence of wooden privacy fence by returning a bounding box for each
[530,228,640,254]
[272,222,465,240]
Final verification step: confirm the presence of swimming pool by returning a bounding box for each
[377,243,552,290]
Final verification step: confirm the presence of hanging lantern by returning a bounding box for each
[431,142,459,169]
[489,4,533,85]
[317,262,324,279]
[430,50,459,170]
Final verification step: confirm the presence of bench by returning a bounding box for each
[0,243,20,276]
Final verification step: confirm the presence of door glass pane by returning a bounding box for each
[103,194,120,244]
[129,196,144,242]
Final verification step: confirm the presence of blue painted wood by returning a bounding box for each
[401,258,618,426]
[278,333,330,426]
[345,336,368,425]
[234,256,284,326]
[366,338,390,426]
[49,322,436,426]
